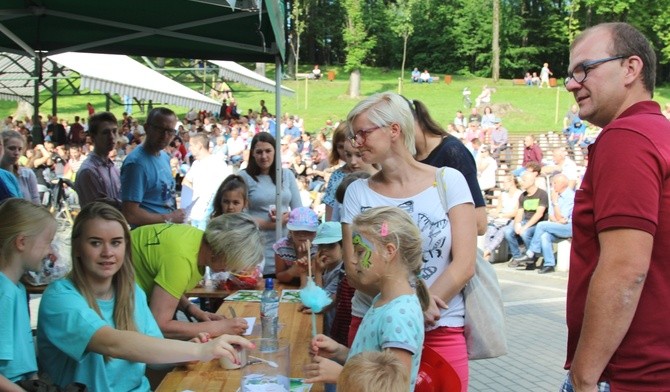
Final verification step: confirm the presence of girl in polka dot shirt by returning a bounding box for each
[304,206,429,391]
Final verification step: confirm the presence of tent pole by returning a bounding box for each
[274,55,283,243]
[51,61,57,116]
[32,55,44,145]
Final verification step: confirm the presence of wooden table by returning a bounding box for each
[156,292,324,392]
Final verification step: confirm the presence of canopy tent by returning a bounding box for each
[209,60,295,97]
[0,0,290,241]
[0,0,285,62]
[0,52,223,113]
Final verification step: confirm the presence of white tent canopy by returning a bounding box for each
[50,52,222,113]
[208,60,294,97]
[0,52,223,113]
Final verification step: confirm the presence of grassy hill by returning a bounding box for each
[2,65,669,135]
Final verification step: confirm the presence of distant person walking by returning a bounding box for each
[540,62,553,88]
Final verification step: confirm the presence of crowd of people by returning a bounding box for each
[2,21,670,392]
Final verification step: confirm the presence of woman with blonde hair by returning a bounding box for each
[0,199,55,391]
[340,92,476,390]
[37,202,253,391]
[130,211,263,340]
[1,131,39,204]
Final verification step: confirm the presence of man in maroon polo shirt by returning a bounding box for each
[563,23,670,391]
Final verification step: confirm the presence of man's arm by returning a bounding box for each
[570,228,652,391]
[121,201,185,226]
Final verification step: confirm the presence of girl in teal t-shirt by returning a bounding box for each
[0,199,56,390]
[37,202,254,392]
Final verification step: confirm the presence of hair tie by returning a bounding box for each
[380,222,389,237]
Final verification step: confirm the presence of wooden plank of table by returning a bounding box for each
[184,287,231,299]
[156,296,324,392]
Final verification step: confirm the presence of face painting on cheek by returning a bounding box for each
[352,232,374,269]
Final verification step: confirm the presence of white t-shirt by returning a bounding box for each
[184,154,232,221]
[342,167,473,329]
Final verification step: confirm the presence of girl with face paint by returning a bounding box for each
[304,207,429,391]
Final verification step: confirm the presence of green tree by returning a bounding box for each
[387,0,418,89]
[342,0,377,98]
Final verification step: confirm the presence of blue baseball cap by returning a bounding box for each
[313,222,342,244]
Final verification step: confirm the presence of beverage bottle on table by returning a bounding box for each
[260,278,279,350]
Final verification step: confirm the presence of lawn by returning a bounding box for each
[2,65,669,135]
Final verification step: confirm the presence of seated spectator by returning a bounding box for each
[505,170,549,270]
[468,107,482,126]
[1,130,39,204]
[489,118,509,160]
[483,175,522,262]
[531,72,540,86]
[541,147,578,189]
[453,110,467,129]
[562,104,581,138]
[524,72,533,86]
[476,145,497,194]
[411,67,420,83]
[513,173,574,273]
[312,65,322,80]
[419,69,432,83]
[512,135,543,177]
[567,121,587,153]
[480,106,496,130]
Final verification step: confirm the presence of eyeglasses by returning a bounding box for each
[348,125,382,147]
[150,124,177,136]
[564,55,627,87]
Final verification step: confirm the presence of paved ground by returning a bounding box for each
[469,262,569,392]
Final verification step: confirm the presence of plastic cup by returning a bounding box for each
[219,344,248,370]
[241,338,290,391]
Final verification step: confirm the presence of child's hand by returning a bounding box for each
[198,335,255,363]
[298,304,319,314]
[423,294,448,327]
[303,355,343,384]
[314,252,327,273]
[294,256,310,274]
[309,334,339,358]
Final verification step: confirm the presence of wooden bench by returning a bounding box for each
[512,79,527,86]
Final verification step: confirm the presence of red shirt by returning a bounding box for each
[566,101,670,390]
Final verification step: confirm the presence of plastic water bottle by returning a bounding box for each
[260,278,279,350]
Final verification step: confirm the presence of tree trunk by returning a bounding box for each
[348,69,361,98]
[492,0,500,81]
[401,34,408,81]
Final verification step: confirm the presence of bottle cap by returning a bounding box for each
[265,278,274,290]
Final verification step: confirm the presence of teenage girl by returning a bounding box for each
[304,206,430,391]
[37,202,253,391]
[211,174,249,217]
[0,199,56,391]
